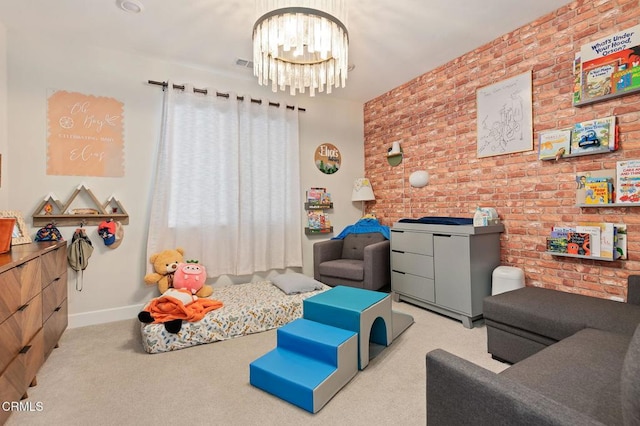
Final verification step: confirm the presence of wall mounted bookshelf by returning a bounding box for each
[577,202,640,208]
[304,188,333,235]
[545,252,618,262]
[32,184,129,226]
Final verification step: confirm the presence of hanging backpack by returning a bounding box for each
[67,228,94,291]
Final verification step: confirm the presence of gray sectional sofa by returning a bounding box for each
[426,276,640,425]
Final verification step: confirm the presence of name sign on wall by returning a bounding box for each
[47,90,124,177]
[314,143,341,174]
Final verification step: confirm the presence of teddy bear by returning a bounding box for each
[144,248,185,295]
[173,261,213,298]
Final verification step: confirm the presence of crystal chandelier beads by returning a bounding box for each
[253,1,348,96]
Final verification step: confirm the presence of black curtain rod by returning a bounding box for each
[147,80,305,112]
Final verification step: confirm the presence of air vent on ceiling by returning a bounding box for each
[235,58,254,69]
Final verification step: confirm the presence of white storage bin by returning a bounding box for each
[491,266,525,295]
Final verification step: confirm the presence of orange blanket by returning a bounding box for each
[146,293,223,324]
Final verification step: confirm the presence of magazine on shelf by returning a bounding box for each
[616,159,640,203]
[570,116,616,156]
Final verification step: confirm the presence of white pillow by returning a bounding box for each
[271,273,324,294]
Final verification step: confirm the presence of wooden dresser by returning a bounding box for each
[0,240,67,424]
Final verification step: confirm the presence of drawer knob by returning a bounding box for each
[54,307,62,312]
[17,303,29,311]
[19,345,32,354]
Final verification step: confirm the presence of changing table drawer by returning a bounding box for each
[392,271,435,303]
[391,251,434,279]
[391,230,433,256]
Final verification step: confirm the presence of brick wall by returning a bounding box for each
[364,0,640,300]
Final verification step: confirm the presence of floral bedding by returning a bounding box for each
[140,280,330,354]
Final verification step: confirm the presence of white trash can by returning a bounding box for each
[492,266,525,295]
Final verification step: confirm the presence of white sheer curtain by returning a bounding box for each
[147,84,302,277]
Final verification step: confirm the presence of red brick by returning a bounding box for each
[363,0,640,301]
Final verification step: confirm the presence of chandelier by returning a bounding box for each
[252,0,349,96]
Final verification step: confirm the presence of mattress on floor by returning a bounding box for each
[140,280,330,354]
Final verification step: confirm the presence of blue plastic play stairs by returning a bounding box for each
[249,318,359,414]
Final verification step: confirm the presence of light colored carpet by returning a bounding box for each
[6,301,507,426]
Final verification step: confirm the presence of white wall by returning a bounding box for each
[0,22,7,208]
[5,31,364,328]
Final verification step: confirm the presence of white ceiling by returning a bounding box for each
[0,0,572,103]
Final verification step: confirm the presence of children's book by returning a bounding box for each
[577,222,615,259]
[320,192,332,205]
[570,116,616,156]
[614,223,627,260]
[546,237,568,253]
[616,160,640,203]
[307,211,326,229]
[551,226,575,239]
[538,129,571,160]
[566,232,591,256]
[575,169,615,205]
[576,225,601,257]
[584,180,611,204]
[572,52,582,105]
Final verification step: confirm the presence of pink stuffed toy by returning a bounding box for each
[172,261,213,298]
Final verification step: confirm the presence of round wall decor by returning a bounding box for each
[314,143,341,174]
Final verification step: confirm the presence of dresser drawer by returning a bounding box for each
[391,251,434,278]
[0,241,67,425]
[41,245,67,288]
[0,267,21,324]
[0,313,21,373]
[391,230,433,256]
[19,293,42,347]
[392,271,435,303]
[0,258,42,326]
[19,258,42,306]
[42,271,67,322]
[22,328,45,390]
[44,300,67,359]
[0,355,25,423]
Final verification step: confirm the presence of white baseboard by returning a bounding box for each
[68,303,145,329]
